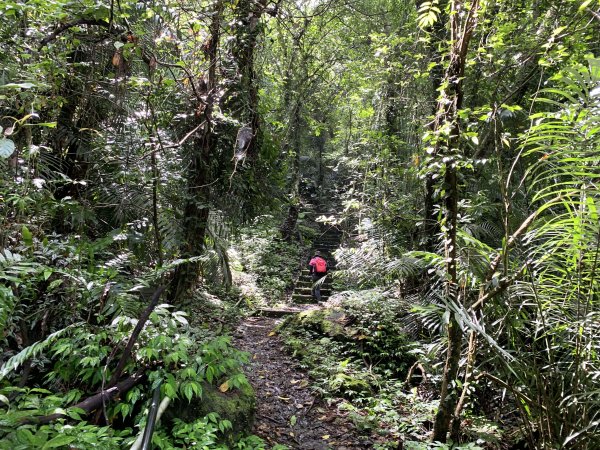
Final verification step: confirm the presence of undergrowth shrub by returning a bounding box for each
[278,289,417,393]
[0,231,267,448]
[232,215,302,305]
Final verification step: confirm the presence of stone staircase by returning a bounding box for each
[292,226,342,304]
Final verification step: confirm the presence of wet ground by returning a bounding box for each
[233,314,379,449]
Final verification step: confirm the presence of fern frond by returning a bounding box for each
[0,322,85,381]
[0,286,16,338]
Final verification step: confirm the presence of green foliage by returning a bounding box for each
[155,414,233,449]
[0,421,130,449]
[489,58,600,447]
[232,215,302,305]
[279,289,417,396]
[0,225,256,447]
[0,0,599,446]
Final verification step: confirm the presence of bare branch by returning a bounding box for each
[39,19,124,49]
[108,286,165,386]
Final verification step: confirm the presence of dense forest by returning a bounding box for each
[1,0,600,448]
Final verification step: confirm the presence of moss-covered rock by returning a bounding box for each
[167,381,256,443]
[282,307,348,339]
[279,296,418,385]
[329,372,372,397]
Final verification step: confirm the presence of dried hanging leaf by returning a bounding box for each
[219,381,230,392]
[112,51,122,67]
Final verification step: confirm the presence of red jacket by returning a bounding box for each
[309,256,327,274]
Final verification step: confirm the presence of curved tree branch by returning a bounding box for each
[39,19,125,49]
[27,372,144,425]
[108,286,165,387]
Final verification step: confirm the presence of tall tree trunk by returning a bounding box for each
[420,0,447,251]
[280,102,302,242]
[430,0,480,442]
[168,0,223,303]
[279,23,306,241]
[226,0,269,160]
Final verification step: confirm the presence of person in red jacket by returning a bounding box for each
[309,250,328,301]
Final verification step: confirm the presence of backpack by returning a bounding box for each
[315,257,327,273]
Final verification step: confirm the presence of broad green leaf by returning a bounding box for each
[0,82,37,89]
[22,225,33,247]
[0,138,15,158]
[16,428,35,444]
[42,434,76,449]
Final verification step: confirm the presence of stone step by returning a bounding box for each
[255,307,306,317]
[296,280,332,287]
[292,294,328,304]
[296,284,333,291]
[292,288,331,295]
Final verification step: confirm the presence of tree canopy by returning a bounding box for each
[1,0,600,447]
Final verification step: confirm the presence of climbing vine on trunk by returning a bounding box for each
[425,0,482,442]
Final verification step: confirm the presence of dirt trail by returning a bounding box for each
[233,314,375,449]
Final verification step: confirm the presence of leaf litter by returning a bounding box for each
[234,314,380,449]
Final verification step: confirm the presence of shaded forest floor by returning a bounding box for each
[234,311,387,449]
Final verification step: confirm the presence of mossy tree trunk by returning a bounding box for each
[225,0,269,161]
[430,0,481,442]
[168,0,224,304]
[419,0,448,251]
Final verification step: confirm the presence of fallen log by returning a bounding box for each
[27,372,144,425]
[24,286,166,425]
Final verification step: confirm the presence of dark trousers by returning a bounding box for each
[312,272,326,301]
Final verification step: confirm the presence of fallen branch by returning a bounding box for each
[108,286,165,386]
[27,372,144,425]
[404,361,427,387]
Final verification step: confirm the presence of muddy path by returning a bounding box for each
[233,314,377,449]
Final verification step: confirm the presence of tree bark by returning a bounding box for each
[225,0,269,160]
[280,101,302,242]
[279,24,305,241]
[26,373,144,425]
[430,0,481,442]
[168,1,223,303]
[420,0,448,251]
